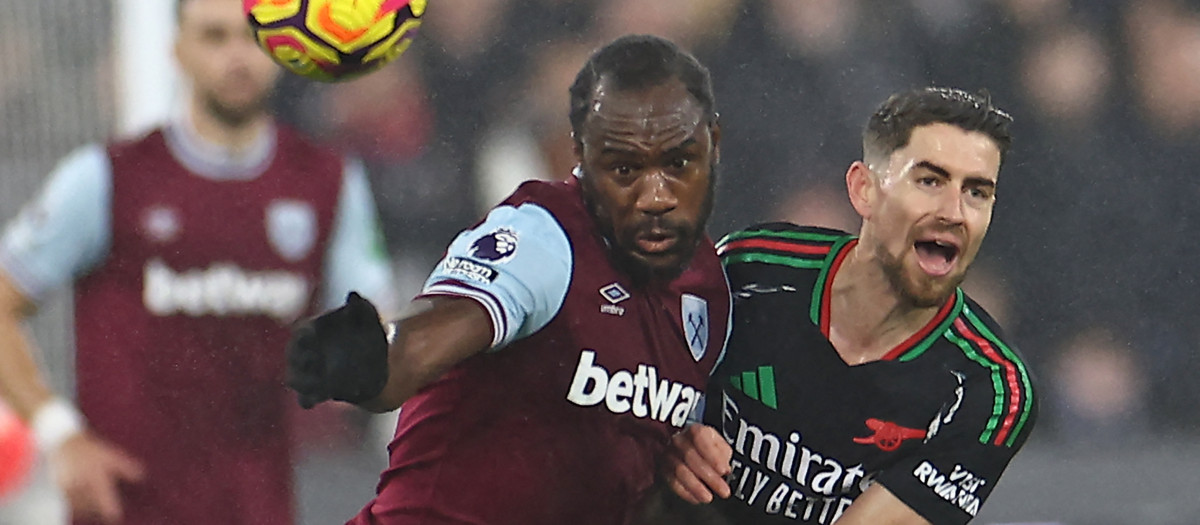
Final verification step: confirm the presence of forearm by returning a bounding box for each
[361,297,494,412]
[833,484,931,525]
[0,304,55,423]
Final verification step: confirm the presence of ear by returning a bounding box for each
[709,118,722,164]
[571,132,583,163]
[846,161,875,221]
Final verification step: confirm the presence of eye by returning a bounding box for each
[615,165,633,176]
[966,186,994,201]
[670,157,690,170]
[918,176,939,187]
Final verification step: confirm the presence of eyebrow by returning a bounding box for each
[914,160,996,188]
[663,137,699,155]
[914,160,950,178]
[598,137,699,157]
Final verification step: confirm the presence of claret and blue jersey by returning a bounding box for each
[705,223,1036,525]
[352,178,732,525]
[0,121,395,525]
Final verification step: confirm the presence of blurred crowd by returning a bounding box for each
[272,0,1200,448]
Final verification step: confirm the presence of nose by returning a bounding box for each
[936,185,966,224]
[635,171,678,216]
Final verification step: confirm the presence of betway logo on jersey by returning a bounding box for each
[566,350,700,428]
[143,259,310,320]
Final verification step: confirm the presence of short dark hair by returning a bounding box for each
[863,87,1013,165]
[568,34,716,142]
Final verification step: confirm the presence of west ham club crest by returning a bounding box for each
[682,294,709,361]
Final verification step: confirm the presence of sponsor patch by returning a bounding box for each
[443,256,499,284]
[469,227,518,263]
[912,461,987,517]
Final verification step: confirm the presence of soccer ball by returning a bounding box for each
[244,0,426,82]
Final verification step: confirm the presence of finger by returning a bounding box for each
[682,424,733,477]
[91,472,126,524]
[668,454,715,504]
[286,327,320,368]
[111,453,146,483]
[689,424,733,475]
[680,441,731,499]
[345,291,380,323]
[285,335,326,393]
[668,473,706,505]
[286,374,328,400]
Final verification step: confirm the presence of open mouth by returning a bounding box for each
[914,238,960,277]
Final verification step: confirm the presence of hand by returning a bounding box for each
[286,292,389,409]
[50,432,145,524]
[662,423,733,504]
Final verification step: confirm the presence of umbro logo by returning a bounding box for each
[730,365,778,409]
[599,283,629,316]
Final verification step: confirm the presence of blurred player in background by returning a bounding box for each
[286,34,731,525]
[0,0,394,523]
[661,88,1037,524]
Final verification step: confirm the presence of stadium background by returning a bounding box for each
[1,0,1198,523]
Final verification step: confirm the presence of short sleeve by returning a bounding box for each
[874,363,1038,524]
[421,203,572,350]
[0,145,112,301]
[322,158,397,313]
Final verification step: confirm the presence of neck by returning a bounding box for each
[827,243,942,365]
[188,98,269,155]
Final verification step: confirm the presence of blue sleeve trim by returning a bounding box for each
[0,145,111,301]
[421,203,572,350]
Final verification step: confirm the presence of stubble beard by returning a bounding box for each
[203,90,268,129]
[876,241,965,309]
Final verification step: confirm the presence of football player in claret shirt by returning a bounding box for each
[0,1,394,524]
[663,88,1037,525]
[286,34,732,525]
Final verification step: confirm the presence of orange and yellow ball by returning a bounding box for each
[244,0,426,82]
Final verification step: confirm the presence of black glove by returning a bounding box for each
[286,292,389,409]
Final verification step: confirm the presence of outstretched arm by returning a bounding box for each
[286,293,493,412]
[291,200,573,412]
[364,296,493,411]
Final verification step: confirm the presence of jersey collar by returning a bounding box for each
[811,237,964,361]
[163,111,276,181]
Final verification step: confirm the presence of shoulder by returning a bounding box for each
[950,294,1032,376]
[454,198,572,266]
[45,144,113,191]
[717,223,852,266]
[717,223,854,288]
[503,179,580,208]
[941,293,1039,447]
[106,128,167,158]
[498,179,586,232]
